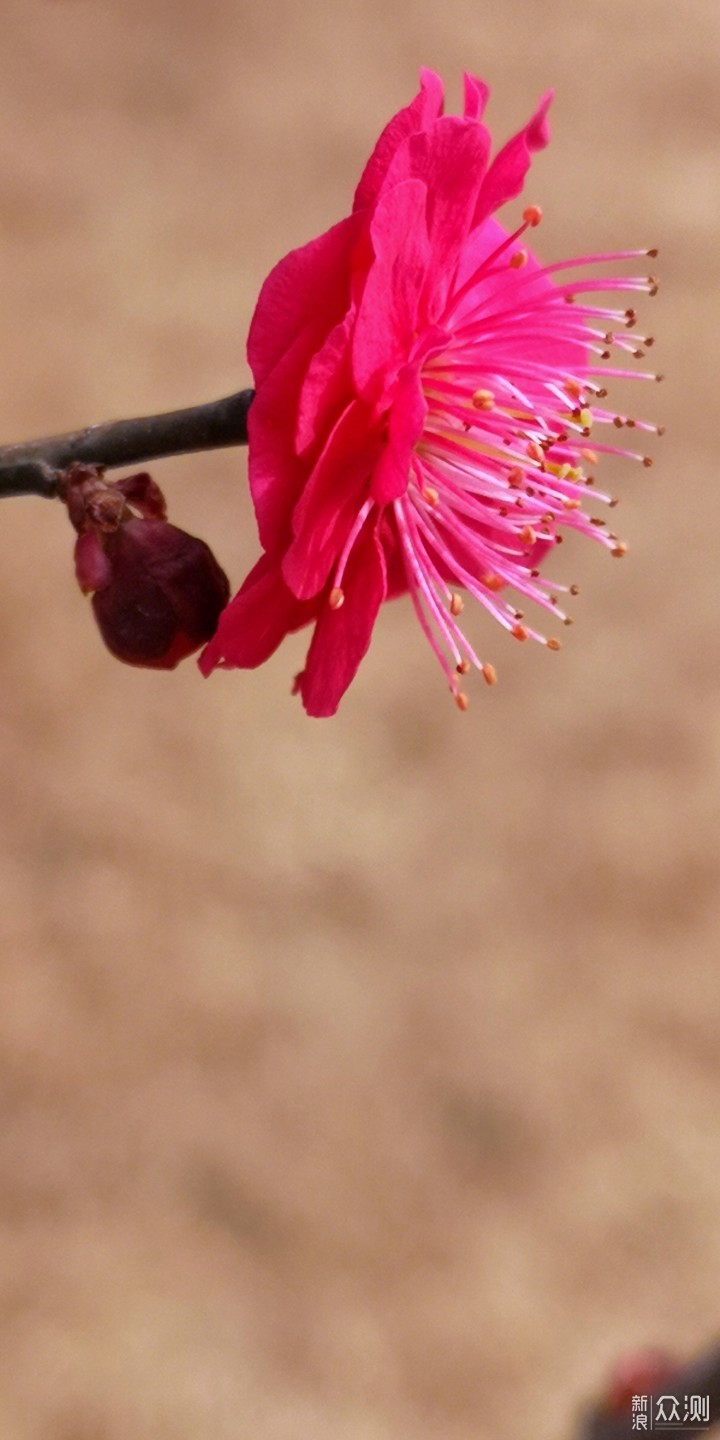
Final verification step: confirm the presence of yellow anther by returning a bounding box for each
[328,587,345,610]
[580,448,598,465]
[422,485,439,507]
[579,408,593,431]
[449,592,464,616]
[472,389,495,411]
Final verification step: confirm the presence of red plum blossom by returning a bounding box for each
[201,71,660,715]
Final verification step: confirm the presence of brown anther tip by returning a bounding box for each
[590,517,606,527]
[555,535,564,544]
[530,569,540,578]
[482,663,498,686]
[611,541,628,558]
[454,690,470,712]
[449,592,464,616]
[456,658,471,675]
[646,247,659,258]
[655,373,665,382]
[657,425,666,437]
[596,387,608,398]
[642,456,653,468]
[522,204,542,227]
[563,616,573,626]
[512,623,528,642]
[422,485,439,507]
[510,248,527,269]
[570,583,580,596]
[328,587,345,610]
[633,349,645,359]
[546,637,562,652]
[599,350,611,361]
[644,336,655,346]
[613,416,624,429]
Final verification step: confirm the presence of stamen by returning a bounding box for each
[472,389,495,410]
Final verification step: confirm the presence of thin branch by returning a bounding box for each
[0,388,255,499]
[577,1341,720,1439]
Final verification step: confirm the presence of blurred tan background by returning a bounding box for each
[0,1,716,1437]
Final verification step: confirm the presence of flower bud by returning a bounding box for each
[60,463,229,668]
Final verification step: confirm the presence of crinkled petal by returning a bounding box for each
[371,365,427,505]
[248,212,362,389]
[295,311,355,458]
[462,73,490,121]
[283,400,379,599]
[352,178,431,401]
[471,90,552,227]
[199,552,317,674]
[383,117,492,318]
[248,320,327,553]
[298,517,387,717]
[353,68,444,213]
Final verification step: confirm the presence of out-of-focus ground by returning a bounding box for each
[0,2,717,1437]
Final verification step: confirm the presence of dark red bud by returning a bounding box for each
[60,464,230,669]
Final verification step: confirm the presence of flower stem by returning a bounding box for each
[0,388,255,499]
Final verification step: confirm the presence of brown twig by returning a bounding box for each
[0,388,254,499]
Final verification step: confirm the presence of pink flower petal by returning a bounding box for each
[248,321,327,553]
[295,311,354,458]
[282,400,379,599]
[383,117,492,318]
[199,551,317,674]
[353,68,444,213]
[297,517,387,716]
[371,365,427,505]
[352,178,431,401]
[472,91,553,227]
[463,73,490,121]
[248,212,362,389]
